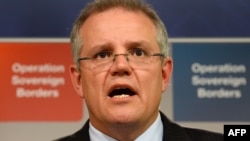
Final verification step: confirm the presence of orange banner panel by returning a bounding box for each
[0,42,83,121]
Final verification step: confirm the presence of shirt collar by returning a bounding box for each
[89,113,163,141]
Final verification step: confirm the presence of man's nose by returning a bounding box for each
[110,54,132,76]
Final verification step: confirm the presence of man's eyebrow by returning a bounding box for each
[88,40,152,53]
[125,40,152,49]
[91,42,114,51]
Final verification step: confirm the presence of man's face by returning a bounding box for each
[70,8,172,130]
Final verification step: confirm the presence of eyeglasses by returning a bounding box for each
[78,49,164,72]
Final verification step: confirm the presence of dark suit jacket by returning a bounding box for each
[54,112,223,141]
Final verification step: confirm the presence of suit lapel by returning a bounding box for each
[160,112,191,141]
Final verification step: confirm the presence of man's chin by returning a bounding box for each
[107,113,141,127]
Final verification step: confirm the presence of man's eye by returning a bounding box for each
[94,51,112,59]
[131,49,146,57]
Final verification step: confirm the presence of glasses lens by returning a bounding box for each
[79,53,162,72]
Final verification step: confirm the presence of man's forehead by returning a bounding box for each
[79,7,159,52]
[83,7,153,27]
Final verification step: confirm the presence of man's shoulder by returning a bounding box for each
[183,126,224,141]
[160,112,223,141]
[53,121,90,141]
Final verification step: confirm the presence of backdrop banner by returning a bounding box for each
[173,42,250,121]
[0,42,83,121]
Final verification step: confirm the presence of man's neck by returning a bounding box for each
[89,113,163,141]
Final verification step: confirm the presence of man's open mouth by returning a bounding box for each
[109,88,136,98]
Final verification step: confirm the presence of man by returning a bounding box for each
[56,0,223,140]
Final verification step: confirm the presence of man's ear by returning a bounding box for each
[161,57,173,92]
[69,64,84,98]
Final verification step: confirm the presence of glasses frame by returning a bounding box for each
[78,53,165,62]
